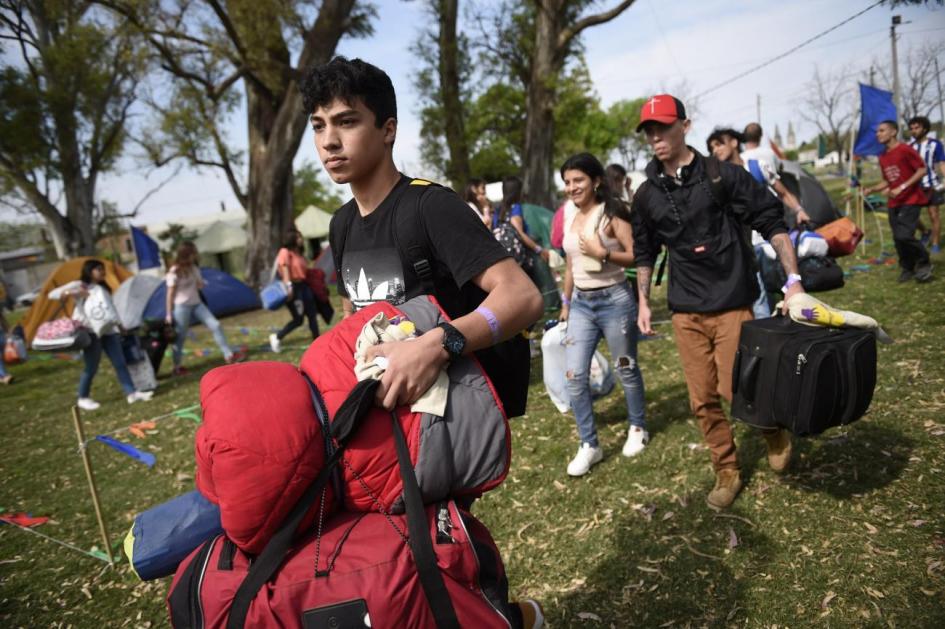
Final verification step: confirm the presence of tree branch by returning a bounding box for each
[557,0,637,51]
[128,163,184,215]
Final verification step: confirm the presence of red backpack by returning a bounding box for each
[175,297,516,627]
[167,501,514,629]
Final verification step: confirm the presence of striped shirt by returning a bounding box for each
[908,137,945,188]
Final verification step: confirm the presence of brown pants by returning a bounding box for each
[672,308,753,471]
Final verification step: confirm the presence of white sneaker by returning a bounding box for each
[269,333,282,353]
[127,391,154,404]
[77,397,100,411]
[567,443,603,477]
[622,426,649,458]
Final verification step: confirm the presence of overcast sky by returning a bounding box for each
[17,0,945,227]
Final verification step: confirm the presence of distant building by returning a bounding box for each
[774,125,784,147]
[787,122,797,150]
[0,246,53,300]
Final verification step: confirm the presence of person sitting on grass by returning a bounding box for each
[49,259,153,410]
[164,241,245,376]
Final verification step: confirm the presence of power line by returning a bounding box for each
[694,0,886,99]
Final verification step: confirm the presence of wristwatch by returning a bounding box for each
[436,322,466,362]
[781,273,802,294]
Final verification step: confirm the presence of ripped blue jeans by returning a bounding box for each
[565,281,647,447]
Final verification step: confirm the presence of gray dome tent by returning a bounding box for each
[114,274,163,330]
[778,160,841,229]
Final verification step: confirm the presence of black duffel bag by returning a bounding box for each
[761,254,844,294]
[731,315,876,436]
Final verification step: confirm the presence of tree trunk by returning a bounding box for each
[437,0,470,190]
[521,0,636,208]
[522,2,562,209]
[241,0,358,286]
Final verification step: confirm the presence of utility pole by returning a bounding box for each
[756,93,761,123]
[935,57,945,135]
[890,15,902,126]
[869,64,875,87]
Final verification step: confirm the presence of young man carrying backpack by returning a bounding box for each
[299,56,544,628]
[629,95,805,511]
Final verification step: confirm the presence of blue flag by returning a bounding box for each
[131,226,162,270]
[854,84,897,157]
[95,435,157,467]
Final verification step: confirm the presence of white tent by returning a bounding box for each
[193,220,248,254]
[296,206,333,239]
[114,274,163,329]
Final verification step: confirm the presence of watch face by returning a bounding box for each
[440,324,465,357]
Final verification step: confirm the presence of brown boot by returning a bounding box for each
[763,429,792,473]
[706,468,743,511]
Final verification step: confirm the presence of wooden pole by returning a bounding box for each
[71,406,115,564]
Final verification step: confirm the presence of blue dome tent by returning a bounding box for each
[143,267,260,322]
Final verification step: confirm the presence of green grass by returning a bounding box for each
[2,220,944,627]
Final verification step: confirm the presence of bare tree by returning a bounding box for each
[799,65,856,158]
[872,41,945,122]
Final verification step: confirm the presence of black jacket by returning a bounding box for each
[630,149,788,313]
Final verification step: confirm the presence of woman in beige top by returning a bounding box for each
[558,153,648,477]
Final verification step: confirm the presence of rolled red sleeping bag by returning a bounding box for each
[195,361,334,554]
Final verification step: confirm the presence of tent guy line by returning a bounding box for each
[77,404,201,449]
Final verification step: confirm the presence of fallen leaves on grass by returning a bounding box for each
[821,591,837,610]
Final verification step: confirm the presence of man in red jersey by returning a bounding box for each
[864,120,932,282]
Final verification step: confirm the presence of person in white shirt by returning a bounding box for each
[463,178,492,227]
[49,259,153,410]
[741,123,811,225]
[908,115,944,254]
[708,127,807,319]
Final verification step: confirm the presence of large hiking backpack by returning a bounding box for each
[329,178,530,418]
[167,501,514,629]
[172,371,513,629]
[298,296,511,513]
[194,297,510,554]
[730,315,877,436]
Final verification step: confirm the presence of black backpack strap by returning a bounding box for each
[703,155,756,271]
[329,203,356,293]
[225,378,380,629]
[390,411,461,629]
[654,250,668,287]
[703,155,730,209]
[393,179,441,295]
[633,180,669,287]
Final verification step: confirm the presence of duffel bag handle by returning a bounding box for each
[737,355,762,403]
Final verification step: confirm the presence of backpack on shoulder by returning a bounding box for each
[168,375,515,629]
[730,315,876,436]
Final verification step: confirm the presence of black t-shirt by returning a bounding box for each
[330,175,510,320]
